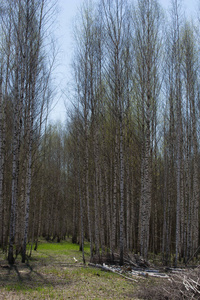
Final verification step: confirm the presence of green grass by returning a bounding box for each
[0,238,141,299]
[36,239,90,257]
[5,283,53,293]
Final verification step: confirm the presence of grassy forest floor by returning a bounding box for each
[0,238,195,299]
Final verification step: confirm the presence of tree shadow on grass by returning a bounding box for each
[0,261,70,290]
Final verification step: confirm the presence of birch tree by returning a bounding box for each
[102,0,131,265]
[133,0,162,259]
[182,22,199,262]
[169,0,183,267]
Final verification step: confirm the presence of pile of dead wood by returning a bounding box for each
[136,266,200,299]
[169,266,200,298]
[89,252,200,298]
[89,252,170,280]
[90,252,151,269]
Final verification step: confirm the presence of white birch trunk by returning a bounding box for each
[119,117,124,265]
[22,124,32,262]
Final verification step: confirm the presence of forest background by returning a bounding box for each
[0,0,200,268]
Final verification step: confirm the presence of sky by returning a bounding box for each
[48,0,198,123]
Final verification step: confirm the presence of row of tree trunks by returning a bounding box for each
[67,0,200,265]
[0,0,53,264]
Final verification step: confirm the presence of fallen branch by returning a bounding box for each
[88,263,138,282]
[102,263,138,282]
